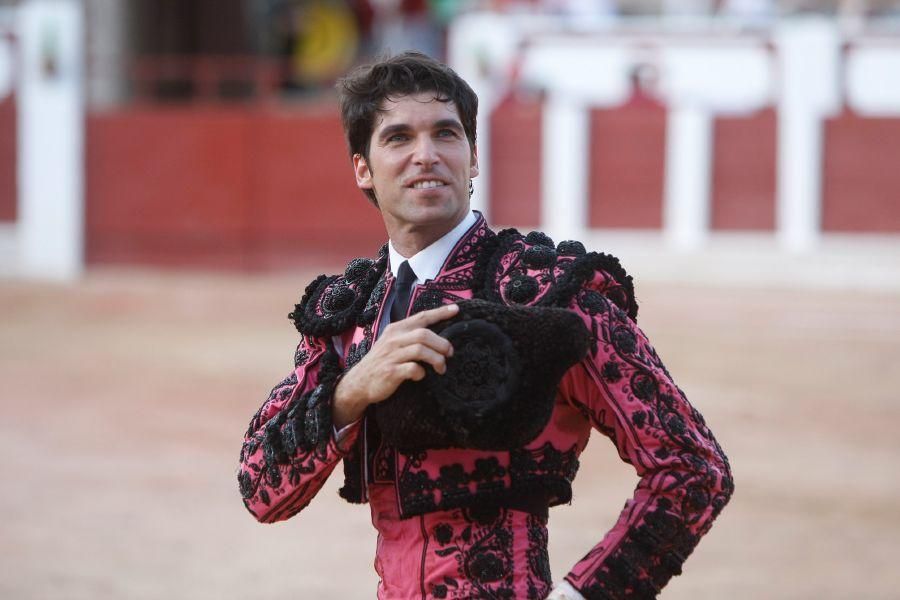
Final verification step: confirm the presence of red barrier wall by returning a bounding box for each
[0,95,15,222]
[588,101,666,229]
[489,95,541,228]
[83,104,900,272]
[86,106,384,270]
[250,108,385,267]
[86,108,249,268]
[823,112,900,233]
[711,108,776,231]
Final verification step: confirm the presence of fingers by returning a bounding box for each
[383,309,456,357]
[405,327,454,357]
[399,362,426,382]
[393,342,449,374]
[403,303,459,329]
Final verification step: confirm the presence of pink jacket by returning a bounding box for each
[238,215,733,598]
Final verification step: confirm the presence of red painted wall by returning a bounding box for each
[249,108,385,267]
[85,106,384,270]
[823,111,900,233]
[711,108,776,231]
[82,103,900,272]
[86,108,250,268]
[588,99,666,229]
[489,94,542,228]
[0,95,15,222]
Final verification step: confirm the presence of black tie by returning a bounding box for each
[391,261,416,323]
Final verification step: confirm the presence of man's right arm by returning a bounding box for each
[238,333,357,523]
[238,304,459,523]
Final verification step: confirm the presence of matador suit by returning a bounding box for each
[237,212,734,599]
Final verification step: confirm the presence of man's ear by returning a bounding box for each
[469,146,479,179]
[353,153,374,190]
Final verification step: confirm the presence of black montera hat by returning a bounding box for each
[375,299,590,451]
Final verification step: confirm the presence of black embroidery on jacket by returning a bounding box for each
[238,344,344,512]
[505,274,540,304]
[443,218,494,271]
[289,247,387,337]
[293,342,310,368]
[578,498,701,599]
[473,228,638,320]
[410,288,449,313]
[524,231,554,248]
[526,514,552,599]
[521,244,557,269]
[360,264,389,326]
[258,346,341,468]
[393,443,580,518]
[344,257,374,283]
[557,239,586,256]
[428,507,516,599]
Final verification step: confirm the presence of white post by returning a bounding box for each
[447,12,533,222]
[775,19,841,252]
[777,106,824,252]
[17,0,84,280]
[663,105,712,250]
[541,92,588,242]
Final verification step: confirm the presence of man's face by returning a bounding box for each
[353,92,478,241]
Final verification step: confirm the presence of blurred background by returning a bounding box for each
[0,0,898,598]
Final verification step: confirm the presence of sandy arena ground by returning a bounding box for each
[1,264,899,599]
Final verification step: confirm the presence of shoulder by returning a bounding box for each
[475,228,638,321]
[288,249,390,337]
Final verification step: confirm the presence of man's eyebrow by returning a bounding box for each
[378,123,410,140]
[434,119,464,131]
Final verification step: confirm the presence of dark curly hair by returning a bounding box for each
[337,51,479,203]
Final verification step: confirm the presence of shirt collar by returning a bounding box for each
[388,210,478,284]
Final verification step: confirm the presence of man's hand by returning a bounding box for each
[332,304,459,429]
[545,582,586,600]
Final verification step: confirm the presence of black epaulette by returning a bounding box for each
[288,248,389,337]
[474,228,638,320]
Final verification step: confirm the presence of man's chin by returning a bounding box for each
[389,204,467,233]
[407,198,465,218]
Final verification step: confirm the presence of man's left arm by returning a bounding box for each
[558,274,734,598]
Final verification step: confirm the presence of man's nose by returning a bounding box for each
[412,135,439,166]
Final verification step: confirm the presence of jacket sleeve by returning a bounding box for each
[559,270,734,598]
[237,332,360,523]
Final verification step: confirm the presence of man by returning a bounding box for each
[238,52,733,599]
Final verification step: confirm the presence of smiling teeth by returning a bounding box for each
[412,180,444,189]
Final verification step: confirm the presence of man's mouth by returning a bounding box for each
[409,180,446,189]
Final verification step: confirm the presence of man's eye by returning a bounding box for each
[437,129,457,138]
[387,133,409,142]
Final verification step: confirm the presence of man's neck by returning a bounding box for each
[387,211,478,281]
[387,215,468,259]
